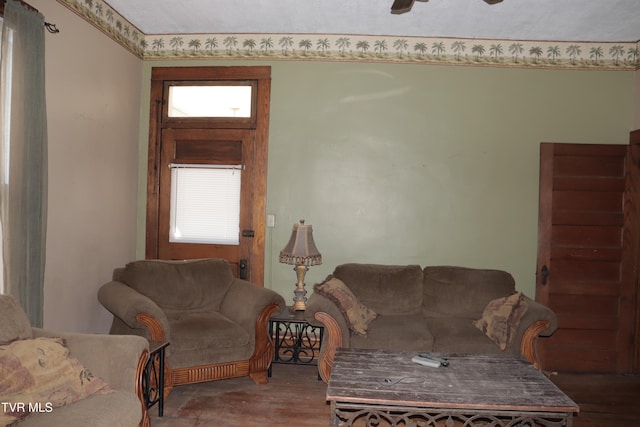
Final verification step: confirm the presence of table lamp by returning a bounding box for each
[279,220,322,311]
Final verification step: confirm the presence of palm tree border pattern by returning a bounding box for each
[59,0,640,71]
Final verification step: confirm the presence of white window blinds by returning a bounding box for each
[169,165,241,245]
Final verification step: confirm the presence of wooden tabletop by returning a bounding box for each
[270,306,309,323]
[327,348,579,414]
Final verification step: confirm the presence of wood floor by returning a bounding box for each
[149,364,640,427]
[548,371,640,427]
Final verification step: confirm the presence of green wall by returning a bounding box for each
[138,60,634,302]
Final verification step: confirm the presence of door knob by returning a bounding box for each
[239,259,248,279]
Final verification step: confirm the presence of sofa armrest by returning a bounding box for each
[32,328,148,393]
[219,280,284,384]
[219,279,285,333]
[98,281,170,341]
[304,292,351,346]
[304,292,352,383]
[512,295,558,369]
[518,296,558,337]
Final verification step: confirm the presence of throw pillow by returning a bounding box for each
[0,337,113,424]
[314,277,378,336]
[473,292,528,351]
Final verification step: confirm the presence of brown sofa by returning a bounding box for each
[304,264,558,382]
[98,258,285,394]
[0,294,149,427]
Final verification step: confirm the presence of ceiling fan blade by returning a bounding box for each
[391,0,416,14]
[392,0,498,15]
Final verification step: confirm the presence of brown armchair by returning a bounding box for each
[98,259,285,395]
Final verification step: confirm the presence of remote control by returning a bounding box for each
[411,355,441,368]
[418,353,449,367]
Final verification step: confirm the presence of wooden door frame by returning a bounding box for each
[145,66,271,285]
[630,129,640,372]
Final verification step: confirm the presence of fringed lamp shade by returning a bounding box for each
[279,220,322,266]
[279,220,322,310]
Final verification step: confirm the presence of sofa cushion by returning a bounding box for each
[333,264,423,315]
[422,266,516,318]
[165,311,251,367]
[118,258,235,311]
[350,315,434,351]
[0,337,112,424]
[0,295,33,345]
[16,390,142,427]
[314,277,377,336]
[473,292,528,350]
[426,317,506,354]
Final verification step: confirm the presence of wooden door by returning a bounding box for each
[146,66,271,284]
[536,142,636,373]
[157,128,256,278]
[629,129,640,373]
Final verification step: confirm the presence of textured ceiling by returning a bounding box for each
[104,0,640,43]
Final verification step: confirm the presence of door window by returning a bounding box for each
[169,165,242,245]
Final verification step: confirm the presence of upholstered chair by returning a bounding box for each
[98,258,285,395]
[0,294,149,427]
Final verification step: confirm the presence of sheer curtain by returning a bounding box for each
[0,0,48,327]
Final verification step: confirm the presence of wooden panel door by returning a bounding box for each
[536,142,636,373]
[146,66,271,284]
[157,128,256,278]
[629,129,640,373]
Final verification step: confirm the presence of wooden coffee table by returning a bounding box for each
[327,348,579,427]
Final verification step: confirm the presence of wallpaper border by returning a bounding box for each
[59,0,640,71]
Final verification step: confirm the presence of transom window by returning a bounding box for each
[168,85,252,118]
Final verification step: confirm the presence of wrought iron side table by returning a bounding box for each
[143,340,169,417]
[268,306,323,377]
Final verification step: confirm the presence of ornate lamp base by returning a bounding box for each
[291,264,309,311]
